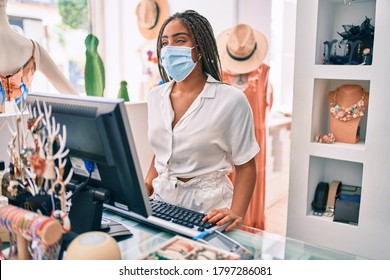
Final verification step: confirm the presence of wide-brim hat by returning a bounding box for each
[217,24,268,74]
[136,0,169,40]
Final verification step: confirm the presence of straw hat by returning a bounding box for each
[217,24,268,74]
[136,0,169,40]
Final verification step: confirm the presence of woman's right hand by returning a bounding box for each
[202,208,242,232]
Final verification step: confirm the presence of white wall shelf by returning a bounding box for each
[287,0,390,259]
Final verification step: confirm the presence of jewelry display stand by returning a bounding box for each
[328,84,369,144]
[323,39,338,64]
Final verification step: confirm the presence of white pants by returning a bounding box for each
[151,170,233,214]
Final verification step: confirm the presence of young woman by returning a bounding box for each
[144,10,259,231]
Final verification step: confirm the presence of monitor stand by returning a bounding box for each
[59,187,133,259]
[68,186,133,239]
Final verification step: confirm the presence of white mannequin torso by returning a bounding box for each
[0,25,36,75]
[0,3,78,95]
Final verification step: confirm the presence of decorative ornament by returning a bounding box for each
[314,133,335,144]
[117,81,130,102]
[147,50,158,64]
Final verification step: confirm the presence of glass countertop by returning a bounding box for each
[103,211,366,260]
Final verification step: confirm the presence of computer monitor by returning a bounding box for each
[26,92,152,235]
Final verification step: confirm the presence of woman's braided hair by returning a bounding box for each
[156,10,222,83]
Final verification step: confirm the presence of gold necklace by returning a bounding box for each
[330,87,366,121]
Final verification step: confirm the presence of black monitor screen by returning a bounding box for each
[26,92,151,234]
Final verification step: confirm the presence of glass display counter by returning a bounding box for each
[103,211,366,260]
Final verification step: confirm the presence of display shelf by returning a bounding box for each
[312,66,374,83]
[305,213,360,229]
[288,0,390,259]
[309,142,365,163]
[311,78,370,145]
[307,210,361,229]
[315,0,376,65]
[306,156,363,197]
[307,156,363,224]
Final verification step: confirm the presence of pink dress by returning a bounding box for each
[223,64,272,230]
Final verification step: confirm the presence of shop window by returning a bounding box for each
[7,0,89,93]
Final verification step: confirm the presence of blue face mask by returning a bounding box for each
[160,46,197,82]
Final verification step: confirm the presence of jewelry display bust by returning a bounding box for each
[328,84,369,144]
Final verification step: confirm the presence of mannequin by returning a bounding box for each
[217,24,270,230]
[0,0,78,112]
[223,65,272,230]
[328,84,369,144]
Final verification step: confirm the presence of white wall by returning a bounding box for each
[95,0,238,102]
[92,0,295,112]
[236,0,272,65]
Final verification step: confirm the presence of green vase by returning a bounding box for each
[118,81,130,102]
[84,34,105,97]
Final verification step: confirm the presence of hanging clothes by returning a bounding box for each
[223,63,272,230]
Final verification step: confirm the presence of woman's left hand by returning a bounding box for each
[202,208,243,232]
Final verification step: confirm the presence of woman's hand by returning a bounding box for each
[202,208,243,232]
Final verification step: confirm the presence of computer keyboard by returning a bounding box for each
[104,198,221,238]
[150,199,216,232]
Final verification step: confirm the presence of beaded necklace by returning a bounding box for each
[330,87,366,121]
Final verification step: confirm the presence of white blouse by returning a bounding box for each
[147,74,259,179]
